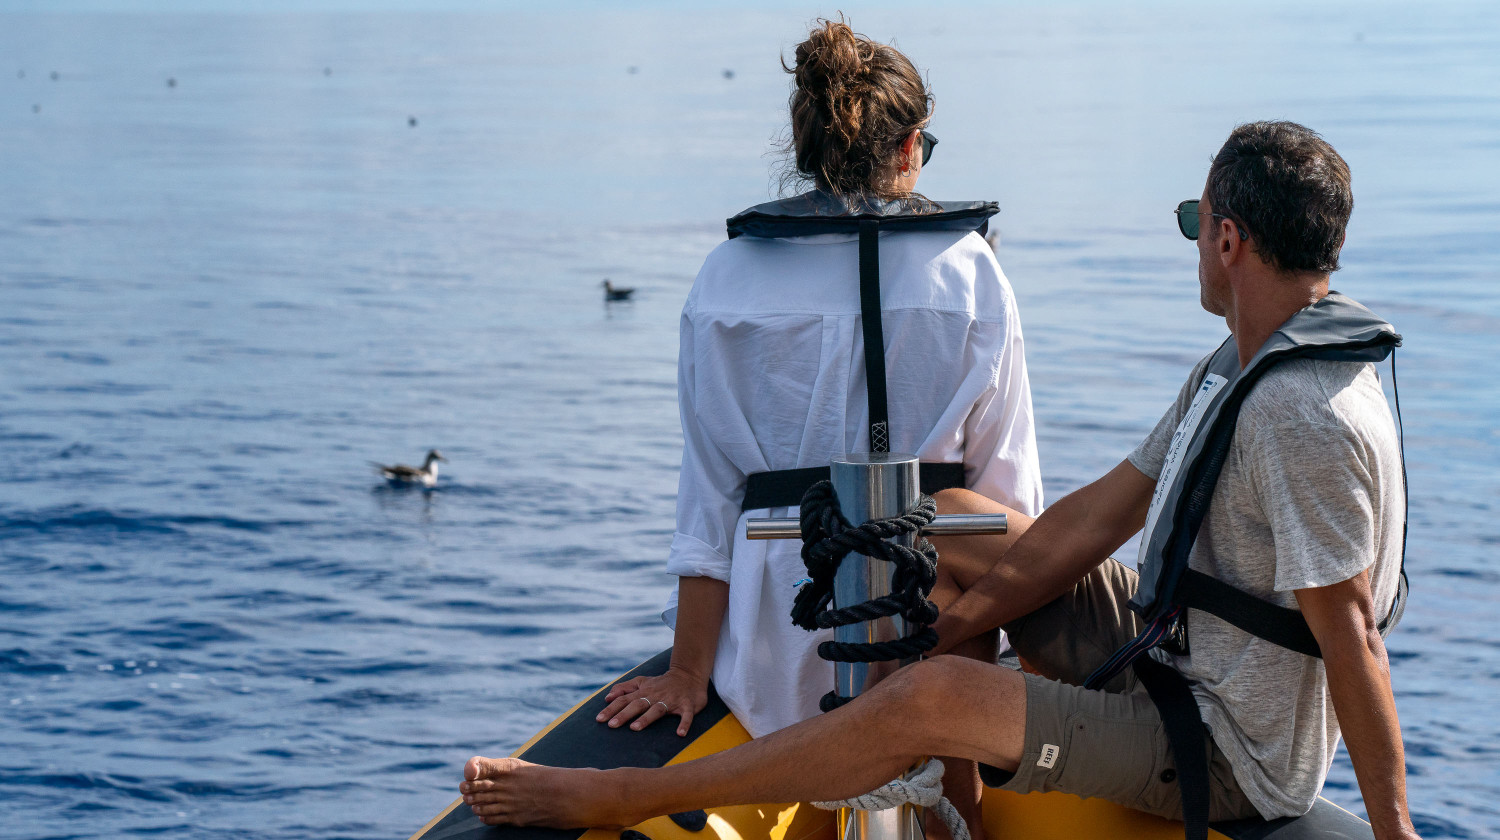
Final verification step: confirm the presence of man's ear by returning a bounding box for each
[1218,218,1241,268]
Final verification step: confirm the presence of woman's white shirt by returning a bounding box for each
[665,227,1043,738]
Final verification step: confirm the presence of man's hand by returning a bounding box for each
[1296,571,1421,840]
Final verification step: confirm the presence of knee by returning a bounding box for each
[873,656,972,725]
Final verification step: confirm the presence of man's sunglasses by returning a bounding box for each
[1175,199,1248,241]
[919,129,938,166]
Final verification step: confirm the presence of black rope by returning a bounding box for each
[791,480,940,711]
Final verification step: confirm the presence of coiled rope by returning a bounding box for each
[790,480,940,710]
[791,479,969,840]
[812,759,970,840]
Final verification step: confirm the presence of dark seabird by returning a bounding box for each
[408,115,418,127]
[373,449,447,487]
[167,77,177,88]
[722,69,735,79]
[50,71,59,81]
[602,279,635,301]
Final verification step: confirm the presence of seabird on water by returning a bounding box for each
[373,449,447,487]
[602,279,635,301]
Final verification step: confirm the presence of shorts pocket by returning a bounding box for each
[1050,710,1168,810]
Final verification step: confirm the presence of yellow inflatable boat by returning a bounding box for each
[409,649,1373,840]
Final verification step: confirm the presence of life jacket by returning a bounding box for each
[1080,291,1409,840]
[1088,290,1408,687]
[725,191,1000,511]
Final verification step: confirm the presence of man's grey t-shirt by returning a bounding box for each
[1128,353,1404,818]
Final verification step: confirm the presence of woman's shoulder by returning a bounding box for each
[882,229,1016,319]
[685,225,1016,321]
[685,235,836,316]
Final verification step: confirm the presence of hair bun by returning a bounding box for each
[781,17,931,200]
[794,19,875,145]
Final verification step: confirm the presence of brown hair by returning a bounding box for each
[1207,121,1353,274]
[782,18,932,201]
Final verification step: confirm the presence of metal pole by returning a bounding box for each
[745,513,1008,541]
[829,453,926,840]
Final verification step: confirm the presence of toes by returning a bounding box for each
[462,778,499,794]
[466,789,506,804]
[465,755,521,781]
[471,802,508,817]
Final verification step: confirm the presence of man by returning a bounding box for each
[456,122,1420,840]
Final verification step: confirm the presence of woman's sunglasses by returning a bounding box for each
[1175,199,1248,241]
[919,129,938,166]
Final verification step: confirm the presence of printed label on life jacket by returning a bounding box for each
[1138,373,1229,568]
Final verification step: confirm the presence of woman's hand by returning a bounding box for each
[596,666,708,737]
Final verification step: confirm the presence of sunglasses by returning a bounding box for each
[919,129,938,166]
[1175,199,1248,241]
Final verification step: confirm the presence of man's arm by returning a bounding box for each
[1295,572,1419,840]
[930,458,1156,655]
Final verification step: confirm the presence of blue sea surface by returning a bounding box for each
[1,4,1497,838]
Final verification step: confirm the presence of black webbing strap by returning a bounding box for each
[1174,569,1322,658]
[1133,656,1209,840]
[858,219,890,453]
[1175,564,1407,660]
[742,462,965,511]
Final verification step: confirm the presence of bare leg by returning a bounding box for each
[460,656,1028,828]
[923,490,1035,840]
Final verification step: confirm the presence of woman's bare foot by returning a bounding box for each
[459,757,642,828]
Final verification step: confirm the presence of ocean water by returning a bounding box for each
[1,4,1497,838]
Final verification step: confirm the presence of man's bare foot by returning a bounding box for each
[459,756,640,828]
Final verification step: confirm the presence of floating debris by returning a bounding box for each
[50,71,59,81]
[166,77,177,88]
[627,65,639,74]
[722,69,735,79]
[32,104,40,113]
[408,115,417,127]
[323,66,332,76]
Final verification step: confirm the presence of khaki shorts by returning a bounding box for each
[985,558,1261,822]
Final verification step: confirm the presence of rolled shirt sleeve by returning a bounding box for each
[666,307,740,583]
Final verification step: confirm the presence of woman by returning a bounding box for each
[597,20,1043,819]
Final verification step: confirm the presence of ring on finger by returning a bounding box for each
[637,697,652,706]
[655,700,669,710]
